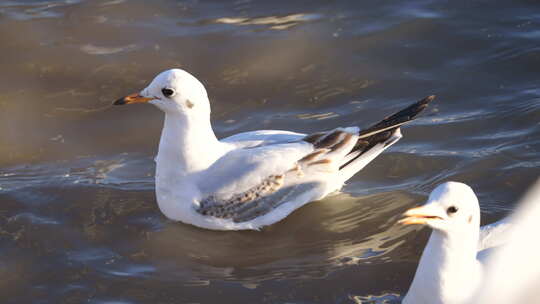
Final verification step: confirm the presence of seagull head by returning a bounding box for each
[113,69,210,116]
[399,182,480,233]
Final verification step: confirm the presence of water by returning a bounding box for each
[1,0,539,303]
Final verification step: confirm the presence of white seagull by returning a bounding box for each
[400,182,511,304]
[114,68,434,230]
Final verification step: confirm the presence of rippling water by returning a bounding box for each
[1,0,539,303]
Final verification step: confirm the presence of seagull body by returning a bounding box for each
[400,182,511,304]
[114,69,433,230]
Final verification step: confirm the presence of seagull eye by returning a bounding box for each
[446,206,458,215]
[161,88,175,98]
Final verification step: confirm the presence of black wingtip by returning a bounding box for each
[342,95,436,169]
[357,95,436,138]
[388,94,436,122]
[405,94,436,120]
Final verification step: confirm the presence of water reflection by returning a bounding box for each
[213,13,321,30]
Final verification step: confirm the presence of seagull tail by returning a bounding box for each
[339,95,435,170]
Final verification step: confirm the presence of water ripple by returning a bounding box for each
[0,154,155,193]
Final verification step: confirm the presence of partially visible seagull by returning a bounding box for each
[114,68,434,230]
[400,182,511,304]
[469,178,540,304]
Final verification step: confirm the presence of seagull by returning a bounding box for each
[113,68,434,230]
[399,182,511,304]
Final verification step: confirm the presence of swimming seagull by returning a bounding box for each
[399,182,511,304]
[113,68,434,230]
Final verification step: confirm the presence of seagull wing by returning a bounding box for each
[196,129,361,222]
[198,96,435,223]
[477,217,512,252]
[221,130,307,148]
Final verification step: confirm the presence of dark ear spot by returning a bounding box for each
[468,215,472,223]
[186,99,194,109]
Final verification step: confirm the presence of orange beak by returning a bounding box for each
[398,205,444,225]
[113,93,153,105]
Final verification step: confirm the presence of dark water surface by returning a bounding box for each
[1,0,539,303]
